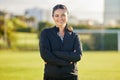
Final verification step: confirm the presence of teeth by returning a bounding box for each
[59,21,63,22]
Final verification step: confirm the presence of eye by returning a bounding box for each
[54,14,59,17]
[62,14,66,17]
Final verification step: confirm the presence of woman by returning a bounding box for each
[39,4,82,80]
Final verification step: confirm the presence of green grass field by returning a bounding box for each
[0,32,39,50]
[0,50,120,80]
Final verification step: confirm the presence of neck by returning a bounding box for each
[56,24,66,32]
[59,27,65,33]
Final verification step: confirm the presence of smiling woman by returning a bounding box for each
[39,4,82,80]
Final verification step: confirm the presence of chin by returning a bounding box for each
[57,23,66,26]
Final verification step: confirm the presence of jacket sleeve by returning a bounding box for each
[53,34,82,62]
[39,29,70,66]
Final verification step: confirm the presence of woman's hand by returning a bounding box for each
[45,62,47,64]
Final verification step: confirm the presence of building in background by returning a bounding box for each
[25,8,51,28]
[104,0,120,26]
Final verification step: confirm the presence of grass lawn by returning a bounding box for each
[0,32,39,50]
[0,50,120,80]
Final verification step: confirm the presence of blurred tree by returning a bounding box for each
[26,16,36,22]
[38,21,53,38]
[5,19,16,48]
[12,17,27,30]
[0,14,16,48]
[0,16,4,38]
[73,24,93,29]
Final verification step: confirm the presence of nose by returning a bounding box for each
[58,16,63,20]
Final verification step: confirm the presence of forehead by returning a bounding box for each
[54,9,67,14]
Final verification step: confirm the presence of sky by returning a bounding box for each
[0,0,104,23]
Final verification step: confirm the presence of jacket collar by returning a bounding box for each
[53,26,59,32]
[51,26,73,44]
[53,25,68,32]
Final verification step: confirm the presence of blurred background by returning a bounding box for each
[0,0,120,51]
[0,0,120,80]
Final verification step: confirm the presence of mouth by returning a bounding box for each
[58,20,64,23]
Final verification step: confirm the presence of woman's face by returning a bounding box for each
[52,9,68,27]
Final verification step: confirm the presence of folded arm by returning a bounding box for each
[40,29,70,66]
[53,34,82,62]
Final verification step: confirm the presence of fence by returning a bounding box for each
[74,29,120,51]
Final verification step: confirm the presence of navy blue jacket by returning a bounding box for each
[39,26,82,78]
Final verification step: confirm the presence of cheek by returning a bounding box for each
[64,16,68,21]
[53,17,57,21]
[64,15,68,19]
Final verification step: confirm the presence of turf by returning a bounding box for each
[0,50,120,80]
